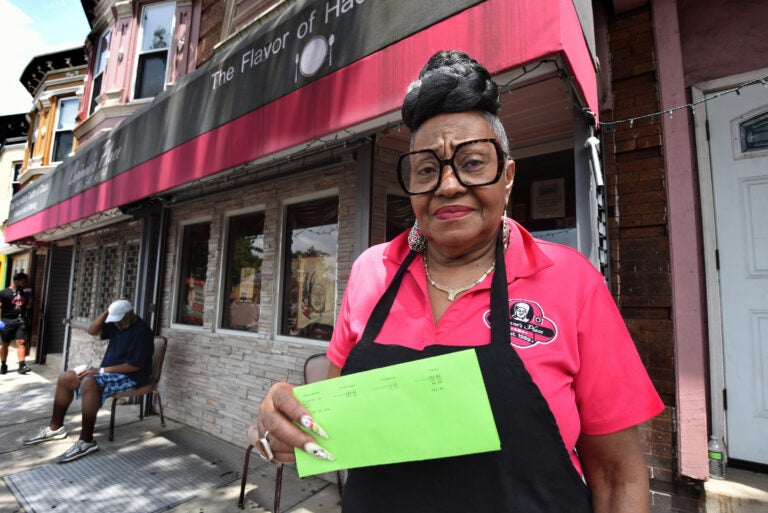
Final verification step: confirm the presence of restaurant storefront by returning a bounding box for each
[7,0,602,447]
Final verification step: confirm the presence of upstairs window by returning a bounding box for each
[740,111,768,153]
[12,162,21,194]
[90,30,111,114]
[29,112,39,158]
[51,97,79,162]
[134,2,175,99]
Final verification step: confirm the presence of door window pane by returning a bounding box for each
[222,212,265,332]
[176,222,210,326]
[740,111,768,153]
[281,197,338,340]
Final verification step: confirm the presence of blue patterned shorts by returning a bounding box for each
[77,372,138,406]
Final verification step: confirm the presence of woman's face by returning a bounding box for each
[410,111,514,257]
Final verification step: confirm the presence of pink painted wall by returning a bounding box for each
[678,0,767,86]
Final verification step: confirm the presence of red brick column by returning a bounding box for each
[602,5,703,512]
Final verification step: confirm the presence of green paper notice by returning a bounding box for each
[293,349,500,477]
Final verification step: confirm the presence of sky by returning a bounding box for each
[0,0,90,115]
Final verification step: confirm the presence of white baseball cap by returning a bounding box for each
[106,299,133,323]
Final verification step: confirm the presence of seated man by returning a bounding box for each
[23,299,154,463]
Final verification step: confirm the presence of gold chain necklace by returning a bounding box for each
[423,255,496,301]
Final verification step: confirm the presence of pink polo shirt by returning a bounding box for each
[328,221,664,471]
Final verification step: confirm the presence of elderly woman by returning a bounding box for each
[254,51,663,513]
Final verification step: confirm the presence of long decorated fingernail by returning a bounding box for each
[304,442,335,461]
[300,415,328,439]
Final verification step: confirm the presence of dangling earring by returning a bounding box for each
[408,219,426,253]
[502,216,510,250]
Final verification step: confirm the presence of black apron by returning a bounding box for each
[340,234,593,512]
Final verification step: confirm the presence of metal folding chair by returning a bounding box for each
[238,353,344,511]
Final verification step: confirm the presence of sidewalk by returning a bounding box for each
[0,350,342,513]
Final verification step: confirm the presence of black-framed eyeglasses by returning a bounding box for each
[396,138,505,195]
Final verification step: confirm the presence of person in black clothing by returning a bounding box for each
[0,272,33,375]
[22,299,154,463]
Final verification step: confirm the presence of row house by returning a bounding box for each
[0,47,86,360]
[0,113,29,284]
[5,1,767,510]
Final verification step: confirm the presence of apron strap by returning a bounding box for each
[358,249,419,343]
[489,230,510,346]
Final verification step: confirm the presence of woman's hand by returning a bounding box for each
[252,381,334,463]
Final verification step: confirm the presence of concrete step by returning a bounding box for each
[705,468,768,513]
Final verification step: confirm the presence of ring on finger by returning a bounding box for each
[255,430,274,462]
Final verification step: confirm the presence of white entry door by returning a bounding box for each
[707,83,768,464]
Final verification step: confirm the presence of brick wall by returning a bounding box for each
[197,0,226,66]
[602,5,703,512]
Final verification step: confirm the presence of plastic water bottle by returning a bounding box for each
[708,435,725,479]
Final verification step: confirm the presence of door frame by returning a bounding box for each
[692,66,768,449]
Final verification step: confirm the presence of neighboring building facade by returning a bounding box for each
[0,114,29,287]
[18,47,87,187]
[5,47,88,365]
[4,1,767,511]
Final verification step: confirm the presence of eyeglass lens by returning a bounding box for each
[398,140,500,194]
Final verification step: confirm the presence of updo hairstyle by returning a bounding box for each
[400,50,508,155]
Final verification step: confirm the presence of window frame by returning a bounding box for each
[132,0,176,101]
[51,97,79,163]
[276,193,340,344]
[11,162,22,194]
[172,218,211,329]
[217,207,267,335]
[89,29,112,114]
[29,111,39,159]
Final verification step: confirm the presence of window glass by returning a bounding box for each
[90,30,111,113]
[30,111,39,157]
[176,222,210,326]
[52,98,78,162]
[12,162,21,194]
[140,2,174,51]
[222,212,265,332]
[134,2,175,99]
[281,197,338,340]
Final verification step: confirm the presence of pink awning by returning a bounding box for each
[6,0,596,242]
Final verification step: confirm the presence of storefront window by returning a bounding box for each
[221,212,264,332]
[280,197,338,340]
[176,222,210,326]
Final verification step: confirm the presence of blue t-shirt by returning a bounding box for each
[100,317,155,386]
